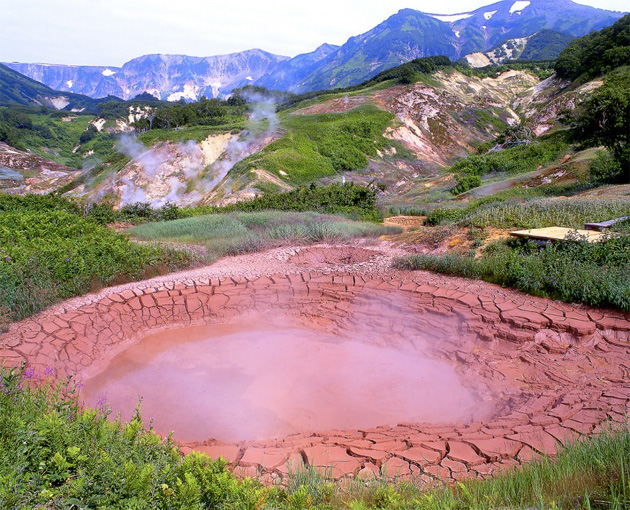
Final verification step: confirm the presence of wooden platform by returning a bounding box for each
[584,216,629,231]
[509,227,608,243]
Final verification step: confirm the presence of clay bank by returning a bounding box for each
[1,245,629,487]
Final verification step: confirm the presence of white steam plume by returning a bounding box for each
[202,91,279,193]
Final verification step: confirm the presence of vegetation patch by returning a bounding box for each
[555,14,630,80]
[395,229,630,310]
[461,197,630,230]
[1,364,630,509]
[232,106,395,184]
[129,210,399,259]
[0,194,193,323]
[449,139,569,194]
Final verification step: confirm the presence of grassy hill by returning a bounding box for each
[0,63,102,110]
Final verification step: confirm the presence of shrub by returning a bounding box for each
[0,206,193,321]
[451,174,482,195]
[394,232,630,311]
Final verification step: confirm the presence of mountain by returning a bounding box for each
[464,29,576,67]
[3,0,625,100]
[519,30,576,60]
[255,44,340,91]
[265,0,624,92]
[0,63,99,110]
[5,49,288,101]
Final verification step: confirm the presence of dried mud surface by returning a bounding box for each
[1,244,630,487]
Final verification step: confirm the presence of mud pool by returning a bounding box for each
[82,321,494,442]
[2,245,630,484]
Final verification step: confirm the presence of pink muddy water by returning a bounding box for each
[82,321,494,442]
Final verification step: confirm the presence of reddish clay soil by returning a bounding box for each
[1,244,630,488]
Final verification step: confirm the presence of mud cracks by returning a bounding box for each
[1,245,630,487]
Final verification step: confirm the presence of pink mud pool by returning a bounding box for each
[3,246,630,486]
[82,320,496,442]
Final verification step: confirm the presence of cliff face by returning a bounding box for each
[5,50,289,100]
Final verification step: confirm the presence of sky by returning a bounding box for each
[2,0,627,66]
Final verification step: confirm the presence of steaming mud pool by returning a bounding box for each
[82,321,495,442]
[2,245,630,486]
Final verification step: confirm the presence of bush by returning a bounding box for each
[451,140,568,178]
[0,205,193,322]
[451,174,482,195]
[394,232,630,311]
[589,150,624,184]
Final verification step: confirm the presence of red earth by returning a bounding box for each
[1,244,629,488]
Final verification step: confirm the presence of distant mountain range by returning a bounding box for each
[0,63,103,110]
[3,0,626,101]
[5,50,287,102]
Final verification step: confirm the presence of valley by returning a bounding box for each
[0,3,629,509]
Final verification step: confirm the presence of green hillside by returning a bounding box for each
[555,13,630,79]
[0,63,99,110]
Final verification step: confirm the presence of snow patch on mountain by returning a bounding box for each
[510,1,531,14]
[454,30,461,38]
[484,10,497,20]
[167,83,199,102]
[102,69,116,77]
[48,97,70,110]
[428,13,473,22]
[66,80,73,88]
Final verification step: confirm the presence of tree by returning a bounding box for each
[577,72,630,182]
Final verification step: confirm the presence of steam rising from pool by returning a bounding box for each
[82,320,494,442]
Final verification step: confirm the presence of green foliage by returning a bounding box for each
[395,230,630,310]
[520,30,575,61]
[451,140,569,178]
[459,60,556,80]
[0,366,269,509]
[78,124,98,144]
[0,194,193,322]
[216,182,381,220]
[451,174,482,195]
[0,105,117,168]
[589,150,625,184]
[129,210,399,258]
[462,197,630,230]
[424,207,469,226]
[574,68,630,182]
[133,96,246,132]
[555,14,630,79]
[235,106,395,183]
[0,63,98,111]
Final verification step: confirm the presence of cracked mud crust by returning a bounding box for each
[1,243,629,487]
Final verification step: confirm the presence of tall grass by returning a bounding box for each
[129,211,400,257]
[0,206,194,323]
[394,231,630,310]
[463,197,630,230]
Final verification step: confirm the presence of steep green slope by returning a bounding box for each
[0,63,100,110]
[555,13,630,79]
[520,30,575,60]
[231,106,396,186]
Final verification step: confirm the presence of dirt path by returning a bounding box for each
[1,242,629,487]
